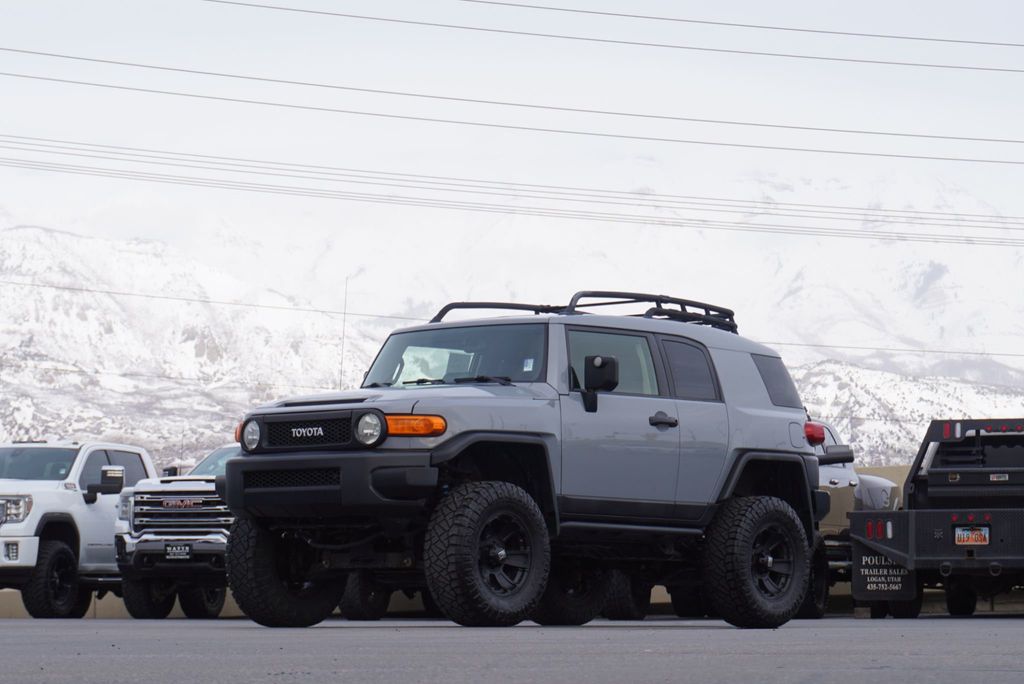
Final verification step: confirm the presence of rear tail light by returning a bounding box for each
[875,520,885,540]
[805,422,826,446]
[866,519,874,539]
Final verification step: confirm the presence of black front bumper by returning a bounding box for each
[223,449,439,519]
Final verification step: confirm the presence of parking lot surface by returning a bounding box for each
[3,615,1024,684]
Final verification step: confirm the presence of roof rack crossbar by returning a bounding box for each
[430,301,563,324]
[565,291,738,333]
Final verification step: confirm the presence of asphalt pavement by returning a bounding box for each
[3,615,1024,684]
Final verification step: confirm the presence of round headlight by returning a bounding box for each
[242,420,261,451]
[356,413,384,445]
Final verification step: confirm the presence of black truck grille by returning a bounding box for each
[266,418,352,448]
[244,468,341,489]
[132,492,233,534]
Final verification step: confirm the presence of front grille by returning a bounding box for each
[244,468,341,489]
[132,492,233,534]
[266,418,352,448]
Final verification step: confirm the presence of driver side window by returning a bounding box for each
[567,329,659,396]
[78,450,110,488]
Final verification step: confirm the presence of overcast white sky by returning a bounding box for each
[1,0,1023,343]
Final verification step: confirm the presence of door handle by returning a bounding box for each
[649,412,678,428]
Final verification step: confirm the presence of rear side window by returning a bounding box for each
[661,339,719,401]
[751,354,803,409]
[108,450,148,486]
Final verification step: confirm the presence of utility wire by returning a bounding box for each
[4,132,1021,225]
[4,71,1024,167]
[6,155,1024,247]
[6,137,1024,233]
[2,46,1022,146]
[1,280,1021,360]
[199,0,1024,75]
[456,0,1024,49]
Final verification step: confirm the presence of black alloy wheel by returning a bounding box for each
[750,525,796,600]
[477,512,533,597]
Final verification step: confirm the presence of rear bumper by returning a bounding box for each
[223,450,439,519]
[116,532,227,583]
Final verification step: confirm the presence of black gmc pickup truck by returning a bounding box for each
[849,419,1024,618]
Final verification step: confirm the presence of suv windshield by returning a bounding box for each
[364,324,547,387]
[0,447,79,481]
[189,446,242,477]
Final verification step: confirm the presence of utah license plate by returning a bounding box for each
[954,526,990,546]
[164,543,193,560]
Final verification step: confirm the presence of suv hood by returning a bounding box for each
[253,383,557,417]
[132,476,217,494]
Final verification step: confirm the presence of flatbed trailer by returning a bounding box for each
[849,419,1024,618]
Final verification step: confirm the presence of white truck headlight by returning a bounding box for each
[242,420,262,450]
[118,493,133,523]
[356,412,384,446]
[0,496,33,524]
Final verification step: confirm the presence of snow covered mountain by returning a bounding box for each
[0,225,1020,467]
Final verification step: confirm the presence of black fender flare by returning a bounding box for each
[719,451,822,538]
[430,431,560,532]
[33,513,82,557]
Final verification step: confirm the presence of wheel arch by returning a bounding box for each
[719,452,818,539]
[431,431,559,533]
[34,513,81,559]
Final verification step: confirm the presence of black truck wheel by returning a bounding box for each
[67,587,93,619]
[531,560,611,626]
[226,518,345,628]
[339,571,392,621]
[122,578,177,619]
[795,533,829,619]
[702,496,810,629]
[21,540,85,619]
[889,592,923,619]
[178,587,226,619]
[424,481,550,627]
[602,570,652,621]
[945,583,977,617]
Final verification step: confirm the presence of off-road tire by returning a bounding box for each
[67,587,93,619]
[945,583,977,617]
[226,518,346,628]
[602,570,652,621]
[122,578,177,619]
[868,602,890,619]
[21,540,84,619]
[702,496,810,629]
[339,571,391,621]
[178,587,226,619]
[795,533,829,619]
[668,585,708,618]
[531,561,611,626]
[889,592,923,619]
[421,588,444,618]
[424,481,550,627]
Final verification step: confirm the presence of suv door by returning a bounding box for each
[657,336,730,517]
[558,327,681,520]
[75,449,119,570]
[816,427,856,539]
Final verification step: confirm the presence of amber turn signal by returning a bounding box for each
[234,421,243,443]
[385,415,447,437]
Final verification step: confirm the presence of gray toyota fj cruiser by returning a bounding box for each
[222,291,829,629]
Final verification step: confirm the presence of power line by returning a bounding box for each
[6,136,1024,232]
[6,155,1024,247]
[5,132,1021,225]
[200,0,1024,75]
[455,0,1024,49]
[1,280,1021,360]
[3,46,1022,146]
[5,71,1024,167]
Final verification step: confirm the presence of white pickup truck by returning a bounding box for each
[0,441,157,618]
[114,445,238,619]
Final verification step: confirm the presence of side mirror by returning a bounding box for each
[84,465,125,504]
[819,445,855,466]
[581,355,619,413]
[162,466,179,477]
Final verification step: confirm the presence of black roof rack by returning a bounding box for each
[429,291,737,333]
[565,291,738,333]
[429,302,563,324]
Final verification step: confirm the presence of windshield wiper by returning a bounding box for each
[402,378,447,385]
[452,375,514,386]
[364,382,392,388]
